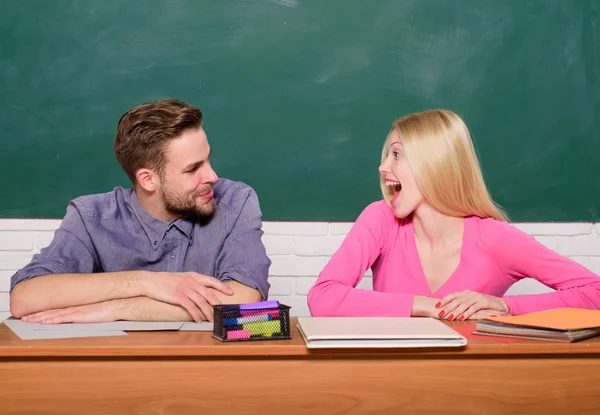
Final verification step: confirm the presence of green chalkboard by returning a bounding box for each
[1,0,599,221]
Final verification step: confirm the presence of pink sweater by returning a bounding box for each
[308,201,600,317]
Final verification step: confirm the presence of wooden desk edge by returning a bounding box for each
[2,318,600,358]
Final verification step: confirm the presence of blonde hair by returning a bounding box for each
[380,109,508,221]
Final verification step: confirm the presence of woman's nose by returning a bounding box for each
[378,160,388,174]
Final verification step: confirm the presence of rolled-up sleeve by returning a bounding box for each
[215,190,271,300]
[10,203,98,291]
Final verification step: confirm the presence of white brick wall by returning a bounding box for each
[1,220,599,319]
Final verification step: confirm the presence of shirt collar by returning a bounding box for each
[128,190,195,250]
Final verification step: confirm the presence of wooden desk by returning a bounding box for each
[1,319,600,415]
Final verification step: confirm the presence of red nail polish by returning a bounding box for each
[435,302,441,308]
[438,310,445,318]
[448,314,454,321]
[458,315,464,321]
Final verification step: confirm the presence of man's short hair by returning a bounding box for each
[114,99,203,184]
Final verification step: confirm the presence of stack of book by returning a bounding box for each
[475,308,600,342]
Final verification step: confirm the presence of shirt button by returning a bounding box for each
[170,254,176,259]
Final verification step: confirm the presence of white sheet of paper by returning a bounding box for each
[4,318,213,340]
[179,322,214,331]
[14,329,127,340]
[3,319,213,340]
[15,321,184,331]
[3,319,127,340]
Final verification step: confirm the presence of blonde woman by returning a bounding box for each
[308,110,600,320]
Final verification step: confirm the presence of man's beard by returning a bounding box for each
[160,184,216,218]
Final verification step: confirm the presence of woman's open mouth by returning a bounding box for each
[386,180,401,204]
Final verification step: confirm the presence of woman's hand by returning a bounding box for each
[411,296,442,318]
[435,290,509,321]
[468,308,512,320]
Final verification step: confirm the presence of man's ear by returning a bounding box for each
[136,168,159,192]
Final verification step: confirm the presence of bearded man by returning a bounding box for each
[10,99,271,324]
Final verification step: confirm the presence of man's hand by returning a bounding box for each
[142,271,234,322]
[435,290,509,321]
[20,299,125,324]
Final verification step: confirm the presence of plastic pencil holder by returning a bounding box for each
[212,303,291,342]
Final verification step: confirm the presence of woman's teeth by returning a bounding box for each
[386,181,401,191]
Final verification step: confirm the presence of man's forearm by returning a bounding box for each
[118,281,260,322]
[10,271,148,318]
[117,296,195,321]
[11,273,262,320]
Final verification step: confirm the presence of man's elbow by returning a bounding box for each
[9,284,29,318]
[9,277,49,318]
[236,287,262,303]
[222,281,262,304]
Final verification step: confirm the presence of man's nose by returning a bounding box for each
[204,163,218,184]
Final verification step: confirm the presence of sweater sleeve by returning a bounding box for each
[307,201,415,317]
[481,219,600,315]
